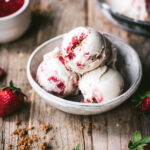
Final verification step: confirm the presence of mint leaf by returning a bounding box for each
[73,144,80,150]
[128,131,150,150]
[133,131,142,143]
[128,141,133,148]
[140,136,150,144]
[137,144,147,150]
[137,147,143,150]
[129,136,150,149]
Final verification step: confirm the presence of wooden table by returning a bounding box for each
[0,0,150,149]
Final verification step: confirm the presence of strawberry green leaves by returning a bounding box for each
[131,92,150,107]
[0,80,26,97]
[73,144,80,150]
[131,91,150,112]
[128,131,150,150]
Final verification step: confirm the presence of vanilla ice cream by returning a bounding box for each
[61,27,112,74]
[79,66,124,103]
[36,47,79,97]
[106,0,150,21]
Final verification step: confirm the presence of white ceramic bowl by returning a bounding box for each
[27,33,142,115]
[0,0,31,43]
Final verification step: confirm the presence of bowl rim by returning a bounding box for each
[97,0,150,26]
[27,33,142,107]
[0,0,30,21]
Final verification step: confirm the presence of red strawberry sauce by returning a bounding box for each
[48,76,65,93]
[65,33,88,60]
[0,0,25,18]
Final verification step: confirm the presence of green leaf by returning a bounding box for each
[144,92,150,97]
[0,80,27,99]
[73,144,80,150]
[128,141,133,149]
[137,147,143,150]
[137,144,147,150]
[131,96,140,103]
[10,80,14,87]
[128,130,150,150]
[129,136,150,149]
[140,136,150,144]
[131,91,150,107]
[133,131,142,143]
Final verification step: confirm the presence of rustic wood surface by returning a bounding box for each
[0,0,150,149]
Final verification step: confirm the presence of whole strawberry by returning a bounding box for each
[141,97,150,112]
[0,81,26,117]
[132,91,150,112]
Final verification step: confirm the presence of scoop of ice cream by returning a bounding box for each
[61,27,112,74]
[36,47,79,97]
[79,66,124,103]
[106,0,132,12]
[106,0,149,21]
[124,0,148,21]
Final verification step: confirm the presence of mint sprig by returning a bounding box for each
[73,144,80,150]
[128,131,150,150]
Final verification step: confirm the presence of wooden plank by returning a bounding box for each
[0,0,88,150]
[1,0,150,150]
[87,0,150,150]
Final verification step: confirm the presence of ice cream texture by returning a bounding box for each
[61,27,112,74]
[36,26,124,103]
[79,66,124,103]
[106,0,150,21]
[36,47,79,97]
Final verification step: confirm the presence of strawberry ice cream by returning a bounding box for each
[79,66,124,103]
[106,0,150,21]
[61,27,112,74]
[36,27,124,102]
[36,47,79,97]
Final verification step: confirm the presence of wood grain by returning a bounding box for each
[0,0,150,150]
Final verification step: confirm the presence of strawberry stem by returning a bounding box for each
[0,81,27,99]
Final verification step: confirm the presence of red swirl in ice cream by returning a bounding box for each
[36,27,124,103]
[36,47,79,97]
[79,66,124,103]
[61,27,112,74]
